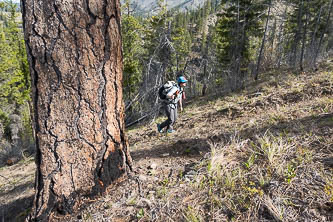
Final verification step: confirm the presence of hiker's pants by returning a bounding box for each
[160,103,177,130]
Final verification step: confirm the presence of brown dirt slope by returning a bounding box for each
[1,60,333,221]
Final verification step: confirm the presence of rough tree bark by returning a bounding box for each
[21,0,132,221]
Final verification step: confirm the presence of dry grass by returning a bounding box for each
[53,60,333,222]
[188,129,332,221]
[176,63,333,221]
[1,60,333,221]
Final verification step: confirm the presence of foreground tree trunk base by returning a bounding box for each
[26,142,132,222]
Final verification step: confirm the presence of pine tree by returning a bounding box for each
[143,0,173,80]
[284,0,332,69]
[143,0,169,58]
[0,1,30,141]
[171,26,191,72]
[214,0,268,90]
[122,0,144,102]
[22,0,132,219]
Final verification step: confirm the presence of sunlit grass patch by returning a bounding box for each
[184,125,333,221]
[324,180,333,202]
[256,132,295,174]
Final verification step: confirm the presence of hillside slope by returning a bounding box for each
[1,60,332,221]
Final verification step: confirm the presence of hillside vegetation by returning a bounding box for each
[1,0,333,220]
[1,0,332,167]
[49,60,333,221]
[1,59,332,221]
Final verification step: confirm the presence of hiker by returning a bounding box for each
[157,76,188,133]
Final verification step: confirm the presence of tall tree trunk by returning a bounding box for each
[277,5,287,69]
[230,0,241,91]
[300,0,309,71]
[291,0,304,67]
[21,0,132,221]
[255,0,271,81]
[202,61,207,96]
[313,0,333,69]
[309,5,323,66]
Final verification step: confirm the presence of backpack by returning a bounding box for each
[158,81,177,100]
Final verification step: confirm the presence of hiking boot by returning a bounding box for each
[167,129,175,133]
[157,124,163,133]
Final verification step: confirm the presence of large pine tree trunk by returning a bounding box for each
[21,0,132,220]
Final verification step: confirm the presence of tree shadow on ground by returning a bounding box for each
[131,138,211,161]
[240,112,333,140]
[207,112,333,161]
[0,182,34,199]
[131,112,332,163]
[321,157,333,168]
[0,190,33,222]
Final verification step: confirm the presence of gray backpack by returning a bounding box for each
[158,81,177,100]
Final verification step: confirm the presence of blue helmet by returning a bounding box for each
[177,76,188,83]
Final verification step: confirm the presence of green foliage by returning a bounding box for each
[284,0,332,65]
[244,153,256,169]
[20,103,33,142]
[185,205,201,222]
[171,26,191,71]
[0,109,10,138]
[325,180,333,201]
[214,0,267,70]
[143,0,170,57]
[0,1,31,142]
[0,2,30,105]
[136,208,145,219]
[122,0,144,101]
[285,162,297,184]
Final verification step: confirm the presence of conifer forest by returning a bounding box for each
[0,0,332,163]
[121,0,332,126]
[0,0,332,221]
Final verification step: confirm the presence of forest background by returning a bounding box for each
[0,0,332,166]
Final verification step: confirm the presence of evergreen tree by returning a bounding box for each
[143,0,169,57]
[122,0,144,102]
[171,26,191,72]
[214,0,268,90]
[22,0,132,219]
[143,0,173,80]
[284,0,332,69]
[0,1,30,140]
